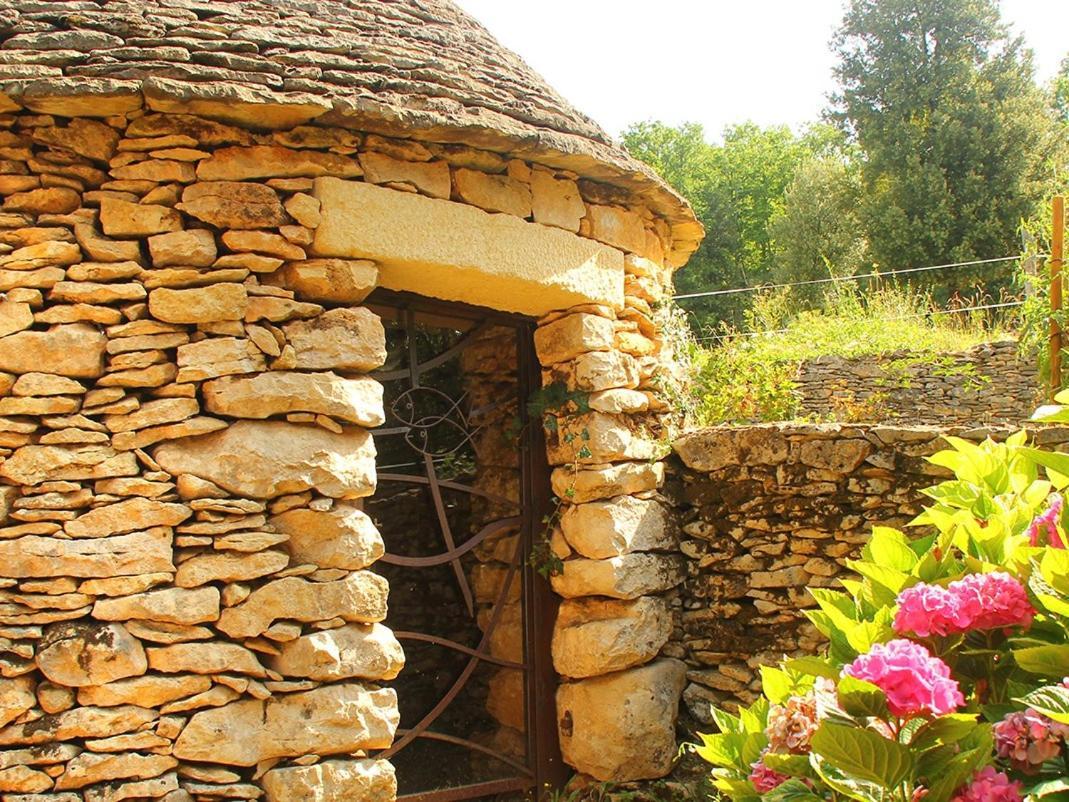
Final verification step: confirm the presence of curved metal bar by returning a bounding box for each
[377,473,519,510]
[421,453,475,617]
[380,535,524,761]
[392,631,525,669]
[386,729,533,776]
[380,517,520,567]
[373,320,495,382]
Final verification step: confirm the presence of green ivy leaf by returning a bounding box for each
[810,722,913,788]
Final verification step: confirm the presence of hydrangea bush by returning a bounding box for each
[696,431,1069,801]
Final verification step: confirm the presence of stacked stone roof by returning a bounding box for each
[0,0,702,263]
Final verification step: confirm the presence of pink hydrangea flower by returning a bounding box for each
[994,709,1065,772]
[951,572,1035,631]
[748,755,788,793]
[766,693,819,753]
[842,639,964,718]
[950,767,1023,802]
[894,582,969,636]
[1028,494,1065,548]
[892,573,1035,637]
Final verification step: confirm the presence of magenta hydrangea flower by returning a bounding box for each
[1028,493,1064,548]
[892,573,1035,638]
[748,755,788,793]
[951,572,1035,631]
[842,639,964,718]
[994,709,1065,772]
[894,582,969,636]
[950,767,1023,802]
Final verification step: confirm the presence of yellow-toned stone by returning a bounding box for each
[453,168,531,218]
[531,170,585,232]
[358,152,449,199]
[265,258,377,304]
[588,204,647,255]
[313,178,623,316]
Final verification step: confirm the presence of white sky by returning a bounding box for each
[454,0,1069,144]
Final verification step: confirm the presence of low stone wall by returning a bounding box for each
[668,422,1069,726]
[794,340,1038,424]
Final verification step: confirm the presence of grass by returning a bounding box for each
[684,284,1014,426]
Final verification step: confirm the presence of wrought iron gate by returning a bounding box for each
[365,291,562,802]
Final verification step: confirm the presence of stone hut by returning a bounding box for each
[0,2,703,800]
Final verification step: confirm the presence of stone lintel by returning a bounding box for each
[311,177,624,317]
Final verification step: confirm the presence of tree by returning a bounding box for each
[1054,56,1069,124]
[831,0,1059,296]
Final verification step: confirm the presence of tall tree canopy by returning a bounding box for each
[832,0,1057,288]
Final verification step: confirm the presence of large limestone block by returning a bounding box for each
[530,171,585,232]
[552,596,671,678]
[203,371,384,427]
[0,528,173,578]
[0,445,137,485]
[560,496,675,559]
[0,323,106,377]
[54,751,177,790]
[550,554,685,600]
[262,759,396,802]
[587,205,647,255]
[547,412,659,466]
[99,198,181,237]
[148,284,248,324]
[358,152,449,198]
[174,550,289,588]
[551,461,663,504]
[172,684,398,766]
[556,659,686,781]
[0,704,158,746]
[268,623,404,682]
[146,642,267,677]
[265,258,377,304]
[544,349,640,392]
[217,573,388,638]
[534,313,615,366]
[92,587,220,626]
[177,181,287,229]
[672,427,789,473]
[453,168,532,218]
[269,504,384,570]
[148,229,217,268]
[312,177,623,317]
[36,622,147,687]
[197,145,362,181]
[282,307,386,372]
[153,420,376,499]
[77,675,211,708]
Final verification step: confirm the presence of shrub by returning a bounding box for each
[695,431,1069,801]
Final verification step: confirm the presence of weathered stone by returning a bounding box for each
[217,573,388,638]
[55,752,178,790]
[83,771,178,802]
[64,498,191,539]
[1,241,81,270]
[3,188,80,215]
[0,266,66,291]
[282,307,385,371]
[146,642,267,677]
[99,198,182,238]
[75,223,143,263]
[153,420,376,499]
[245,295,322,323]
[124,620,212,644]
[32,118,119,162]
[197,146,362,181]
[269,504,383,570]
[112,416,227,451]
[0,763,52,792]
[587,204,646,254]
[36,622,147,687]
[552,596,671,678]
[0,704,157,746]
[203,371,383,427]
[267,623,403,681]
[0,444,137,485]
[486,667,524,730]
[174,550,289,588]
[0,676,34,728]
[0,528,173,578]
[265,258,376,304]
[221,229,305,260]
[12,373,85,397]
[560,496,675,559]
[535,313,615,365]
[0,301,32,338]
[91,587,220,626]
[262,759,395,802]
[359,152,449,198]
[283,192,321,228]
[175,336,266,382]
[547,412,659,465]
[0,324,106,378]
[531,171,585,232]
[454,168,531,217]
[551,460,663,503]
[173,684,398,766]
[557,659,687,781]
[550,553,685,599]
[148,229,217,268]
[77,675,211,708]
[178,181,287,229]
[104,398,199,433]
[111,159,196,183]
[148,283,248,324]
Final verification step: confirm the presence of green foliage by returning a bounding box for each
[688,285,1006,425]
[695,432,1069,800]
[831,0,1060,299]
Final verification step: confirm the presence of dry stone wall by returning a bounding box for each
[536,291,688,783]
[669,423,1069,727]
[0,97,689,799]
[794,340,1038,424]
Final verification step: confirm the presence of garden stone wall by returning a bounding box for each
[794,340,1038,424]
[668,422,1069,727]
